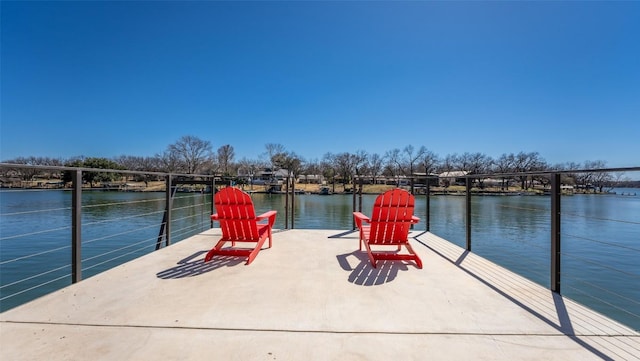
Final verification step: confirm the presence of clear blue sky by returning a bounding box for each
[1,1,639,167]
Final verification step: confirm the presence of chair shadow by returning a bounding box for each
[336,251,411,286]
[156,250,244,279]
[328,230,358,238]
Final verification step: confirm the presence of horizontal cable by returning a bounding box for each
[562,283,640,322]
[81,197,165,210]
[83,241,158,273]
[0,244,71,266]
[488,250,548,282]
[561,212,640,225]
[0,188,62,193]
[82,209,164,227]
[172,224,206,239]
[562,233,640,253]
[83,223,159,245]
[171,204,207,212]
[173,193,207,200]
[171,214,202,223]
[564,275,640,308]
[0,225,71,242]
[0,263,69,290]
[83,235,157,263]
[0,272,70,301]
[0,206,70,217]
[561,252,640,279]
[496,204,549,213]
[473,233,550,253]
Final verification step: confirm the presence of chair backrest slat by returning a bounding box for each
[369,189,415,244]
[214,187,259,240]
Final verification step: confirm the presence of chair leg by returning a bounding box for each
[246,236,268,265]
[404,243,423,269]
[204,239,227,262]
[245,247,260,265]
[363,242,377,268]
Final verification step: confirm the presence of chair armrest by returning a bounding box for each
[353,212,371,222]
[353,212,371,228]
[257,210,278,227]
[211,213,220,221]
[411,215,420,224]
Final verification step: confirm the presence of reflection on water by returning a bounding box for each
[1,189,638,330]
[252,191,639,330]
[0,190,212,312]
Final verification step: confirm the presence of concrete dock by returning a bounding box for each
[1,229,638,360]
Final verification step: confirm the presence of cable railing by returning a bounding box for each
[352,168,638,331]
[0,164,215,312]
[1,163,639,332]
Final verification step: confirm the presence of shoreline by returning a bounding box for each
[1,180,632,196]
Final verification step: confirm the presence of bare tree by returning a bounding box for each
[513,151,544,189]
[437,154,460,188]
[584,160,611,192]
[264,143,286,170]
[384,148,402,185]
[156,150,181,173]
[272,151,303,178]
[415,149,439,187]
[494,153,516,190]
[334,152,355,186]
[237,157,265,190]
[7,156,47,181]
[301,158,322,184]
[456,152,474,173]
[166,135,213,174]
[440,153,458,174]
[113,155,152,183]
[217,144,235,176]
[556,161,581,187]
[612,172,630,188]
[321,153,338,192]
[465,152,493,188]
[368,153,385,185]
[402,145,426,178]
[352,150,368,187]
[419,150,439,174]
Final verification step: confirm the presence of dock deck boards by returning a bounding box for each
[1,229,638,360]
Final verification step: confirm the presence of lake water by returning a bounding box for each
[1,189,638,331]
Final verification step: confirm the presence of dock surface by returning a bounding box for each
[1,229,638,360]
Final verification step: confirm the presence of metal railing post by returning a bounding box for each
[358,177,363,212]
[410,176,414,195]
[426,179,431,232]
[165,175,172,247]
[352,178,357,230]
[210,178,215,228]
[71,169,82,283]
[466,177,472,251]
[284,177,289,229]
[551,173,562,293]
[291,176,295,229]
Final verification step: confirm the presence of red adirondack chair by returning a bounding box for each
[353,188,422,269]
[204,187,277,265]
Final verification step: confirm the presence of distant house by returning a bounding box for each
[438,171,469,186]
[412,173,440,187]
[253,168,290,185]
[297,174,323,184]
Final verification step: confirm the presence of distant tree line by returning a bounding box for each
[1,135,636,191]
